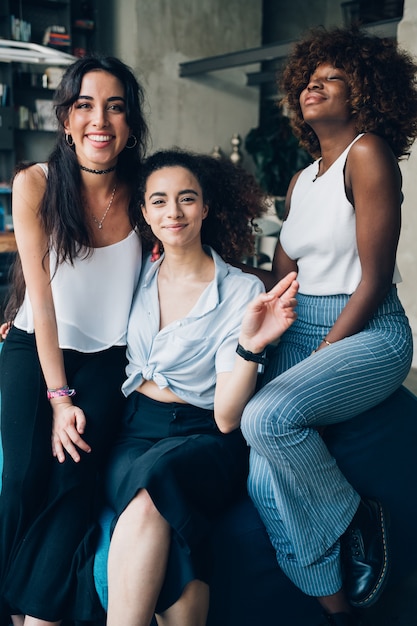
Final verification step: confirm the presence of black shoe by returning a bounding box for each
[341,498,389,608]
[321,612,364,626]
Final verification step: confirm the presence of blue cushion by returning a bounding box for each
[93,506,113,610]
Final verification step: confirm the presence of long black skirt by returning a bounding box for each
[105,392,249,613]
[0,326,127,624]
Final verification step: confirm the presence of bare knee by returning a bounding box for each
[117,489,164,534]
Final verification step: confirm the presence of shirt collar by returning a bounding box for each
[141,245,230,317]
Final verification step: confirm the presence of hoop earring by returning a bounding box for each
[65,133,74,147]
[126,135,137,149]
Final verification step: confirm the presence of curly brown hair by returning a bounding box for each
[138,149,268,263]
[280,26,417,159]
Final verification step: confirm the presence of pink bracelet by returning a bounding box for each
[47,385,76,400]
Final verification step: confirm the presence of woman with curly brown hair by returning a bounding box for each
[240,27,417,626]
[102,149,299,625]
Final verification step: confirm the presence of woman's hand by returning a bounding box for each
[0,321,11,340]
[214,272,298,433]
[239,271,298,353]
[50,400,91,463]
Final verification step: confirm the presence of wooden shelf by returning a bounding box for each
[0,0,90,186]
[0,231,16,253]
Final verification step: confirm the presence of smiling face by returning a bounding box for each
[63,70,131,169]
[299,62,351,127]
[142,166,209,250]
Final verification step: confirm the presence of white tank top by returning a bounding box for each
[280,135,401,295]
[14,164,142,352]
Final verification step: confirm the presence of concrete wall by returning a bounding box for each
[262,0,417,367]
[97,0,262,158]
[398,0,417,367]
[262,0,344,42]
[98,0,416,365]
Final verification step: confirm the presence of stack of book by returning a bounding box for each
[43,25,71,50]
[73,18,95,30]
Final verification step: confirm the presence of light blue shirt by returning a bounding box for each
[122,246,264,408]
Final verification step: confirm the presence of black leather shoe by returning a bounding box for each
[341,498,389,608]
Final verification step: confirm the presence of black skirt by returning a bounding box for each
[105,392,249,613]
[0,327,128,623]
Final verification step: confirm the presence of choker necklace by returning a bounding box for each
[312,167,321,182]
[91,185,117,229]
[80,164,117,175]
[313,160,322,182]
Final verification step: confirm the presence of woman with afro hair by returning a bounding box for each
[240,26,417,626]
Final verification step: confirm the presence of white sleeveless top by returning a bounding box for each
[14,163,142,352]
[280,135,401,295]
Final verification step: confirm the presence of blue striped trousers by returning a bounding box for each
[240,288,413,596]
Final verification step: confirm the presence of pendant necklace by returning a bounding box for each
[91,185,117,229]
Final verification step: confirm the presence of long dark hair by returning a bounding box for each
[5,56,149,320]
[47,55,148,259]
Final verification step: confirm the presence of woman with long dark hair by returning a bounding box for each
[0,55,148,625]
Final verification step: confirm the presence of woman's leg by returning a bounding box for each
[107,489,171,626]
[23,616,61,626]
[156,581,209,626]
[241,292,411,618]
[248,449,354,619]
[12,615,62,626]
[242,329,410,570]
[0,330,52,624]
[247,449,346,593]
[2,345,127,622]
[105,397,248,625]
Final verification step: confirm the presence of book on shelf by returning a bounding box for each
[73,19,95,30]
[0,84,10,108]
[10,15,32,42]
[43,26,72,49]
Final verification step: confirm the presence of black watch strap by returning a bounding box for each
[236,342,268,365]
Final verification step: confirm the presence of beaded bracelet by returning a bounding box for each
[47,385,76,400]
